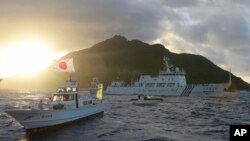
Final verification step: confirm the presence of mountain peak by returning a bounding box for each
[89,35,169,53]
[110,35,127,41]
[89,35,129,51]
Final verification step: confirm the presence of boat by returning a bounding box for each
[5,79,104,130]
[105,57,232,97]
[5,58,104,130]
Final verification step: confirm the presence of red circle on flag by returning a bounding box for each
[59,62,67,70]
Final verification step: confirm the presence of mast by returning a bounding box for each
[69,72,72,81]
[229,69,232,85]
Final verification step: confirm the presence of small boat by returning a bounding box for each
[130,95,163,101]
[5,79,104,130]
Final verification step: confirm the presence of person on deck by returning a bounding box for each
[38,100,44,110]
[47,97,52,109]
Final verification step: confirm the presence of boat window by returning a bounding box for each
[145,83,155,87]
[83,101,88,105]
[88,100,92,104]
[53,95,58,101]
[167,83,175,87]
[67,88,72,92]
[83,100,93,105]
[53,94,74,101]
[72,88,78,92]
[156,83,166,87]
[58,87,78,92]
[57,88,66,92]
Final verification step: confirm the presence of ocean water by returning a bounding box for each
[0,89,249,141]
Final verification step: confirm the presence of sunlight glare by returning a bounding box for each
[0,38,61,78]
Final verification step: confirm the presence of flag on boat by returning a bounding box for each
[96,83,103,100]
[54,58,75,72]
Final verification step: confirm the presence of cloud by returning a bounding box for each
[0,0,250,82]
[154,0,250,82]
[0,0,176,51]
[159,0,200,8]
[172,6,250,49]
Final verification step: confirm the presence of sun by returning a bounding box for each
[0,38,63,78]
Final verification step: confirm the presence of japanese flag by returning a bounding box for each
[54,58,75,72]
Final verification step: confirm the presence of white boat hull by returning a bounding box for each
[5,103,104,129]
[105,83,230,96]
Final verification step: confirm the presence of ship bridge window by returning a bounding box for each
[72,88,78,92]
[53,94,74,101]
[112,82,125,87]
[58,88,78,92]
[156,83,166,87]
[145,83,155,87]
[57,88,66,92]
[167,83,175,87]
[74,88,78,92]
[83,100,93,105]
[67,88,72,92]
[63,87,78,92]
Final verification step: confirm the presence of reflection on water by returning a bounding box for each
[0,89,249,141]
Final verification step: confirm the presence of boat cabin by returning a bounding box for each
[50,84,97,110]
[48,80,102,110]
[52,86,79,102]
[53,94,75,102]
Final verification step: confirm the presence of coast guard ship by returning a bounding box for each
[105,57,232,96]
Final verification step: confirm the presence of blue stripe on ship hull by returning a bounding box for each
[181,86,188,96]
[184,86,191,96]
[186,86,194,96]
[181,86,194,96]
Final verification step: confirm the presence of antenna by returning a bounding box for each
[229,68,232,85]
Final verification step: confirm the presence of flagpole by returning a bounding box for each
[69,72,72,81]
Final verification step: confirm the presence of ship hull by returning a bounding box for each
[5,103,104,129]
[105,83,230,96]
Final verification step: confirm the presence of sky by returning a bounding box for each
[0,0,250,83]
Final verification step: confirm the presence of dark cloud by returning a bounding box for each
[160,0,200,8]
[155,0,250,82]
[0,0,250,82]
[173,11,250,48]
[0,0,175,51]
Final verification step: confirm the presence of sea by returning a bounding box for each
[0,89,249,141]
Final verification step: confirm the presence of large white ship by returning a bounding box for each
[105,57,232,96]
